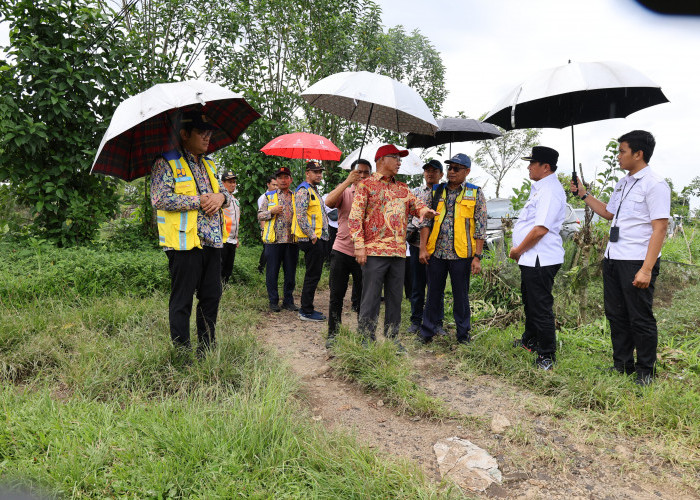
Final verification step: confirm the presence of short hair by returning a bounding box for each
[351,159,372,171]
[549,164,558,173]
[618,130,655,163]
[266,175,276,185]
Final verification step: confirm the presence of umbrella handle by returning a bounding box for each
[571,125,579,195]
[357,103,374,164]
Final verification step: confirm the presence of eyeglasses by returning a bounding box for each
[194,129,213,139]
[447,165,467,172]
[384,154,402,160]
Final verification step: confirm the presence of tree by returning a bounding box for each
[473,127,541,198]
[206,0,447,242]
[0,0,138,245]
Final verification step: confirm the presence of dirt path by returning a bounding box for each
[258,289,697,499]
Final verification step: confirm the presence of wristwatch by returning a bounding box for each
[473,254,483,260]
[580,193,588,201]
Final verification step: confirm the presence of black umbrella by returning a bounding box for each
[406,117,502,156]
[483,61,669,189]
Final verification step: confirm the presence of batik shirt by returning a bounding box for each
[257,189,295,244]
[150,149,231,250]
[348,172,426,258]
[406,184,433,246]
[430,185,487,259]
[295,184,330,242]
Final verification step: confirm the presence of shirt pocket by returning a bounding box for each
[459,199,476,219]
[625,193,646,215]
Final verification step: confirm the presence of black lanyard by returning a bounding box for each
[613,178,640,225]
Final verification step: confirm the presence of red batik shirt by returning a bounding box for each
[349,172,426,258]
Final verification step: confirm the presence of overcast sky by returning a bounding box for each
[2,1,699,204]
[376,0,700,204]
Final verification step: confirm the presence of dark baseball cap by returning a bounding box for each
[305,161,324,171]
[445,153,471,168]
[423,159,443,172]
[522,146,559,167]
[221,170,237,181]
[275,166,292,177]
[180,110,217,131]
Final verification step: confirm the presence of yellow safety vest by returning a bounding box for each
[156,151,229,250]
[292,182,324,239]
[427,184,479,258]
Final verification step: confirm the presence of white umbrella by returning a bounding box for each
[338,143,424,176]
[301,71,438,135]
[91,80,260,181]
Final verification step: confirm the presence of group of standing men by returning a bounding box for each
[151,108,669,386]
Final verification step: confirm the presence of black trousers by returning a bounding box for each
[603,258,660,376]
[421,257,471,342]
[221,242,237,284]
[327,249,363,337]
[257,244,267,272]
[408,245,444,327]
[265,243,299,306]
[166,247,222,351]
[298,239,325,314]
[520,260,561,359]
[358,256,404,339]
[324,226,338,265]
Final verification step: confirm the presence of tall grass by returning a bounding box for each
[0,243,447,498]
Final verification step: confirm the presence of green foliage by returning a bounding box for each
[510,178,532,211]
[473,126,541,198]
[0,0,140,246]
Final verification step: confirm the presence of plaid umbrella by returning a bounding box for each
[91,80,261,181]
[261,132,342,161]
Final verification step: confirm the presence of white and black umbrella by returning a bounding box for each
[483,60,669,185]
[406,117,502,156]
[301,71,438,162]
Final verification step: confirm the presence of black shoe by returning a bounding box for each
[407,323,421,334]
[325,336,336,349]
[535,355,555,371]
[600,365,635,375]
[457,334,472,345]
[435,325,449,336]
[513,337,536,353]
[269,303,281,312]
[417,336,432,345]
[282,302,299,311]
[635,374,654,387]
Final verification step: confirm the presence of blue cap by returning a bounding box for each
[423,159,443,172]
[445,153,471,168]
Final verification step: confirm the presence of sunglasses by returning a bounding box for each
[447,165,468,172]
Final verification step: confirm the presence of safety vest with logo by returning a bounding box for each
[156,150,230,250]
[291,181,324,239]
[426,182,479,258]
[261,190,293,244]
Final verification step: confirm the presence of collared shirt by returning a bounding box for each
[223,195,240,244]
[407,185,434,242]
[257,189,295,244]
[295,184,329,242]
[605,166,670,260]
[431,185,488,260]
[512,173,566,267]
[348,172,426,258]
[150,150,231,250]
[332,187,356,257]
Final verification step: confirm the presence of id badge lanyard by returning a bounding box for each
[607,178,640,257]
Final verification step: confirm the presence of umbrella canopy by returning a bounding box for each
[260,132,342,161]
[406,117,502,149]
[338,143,424,176]
[483,61,669,130]
[91,80,261,181]
[301,71,438,136]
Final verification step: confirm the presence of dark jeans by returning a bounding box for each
[408,245,444,327]
[603,258,660,377]
[328,250,363,337]
[421,257,471,342]
[257,244,267,272]
[166,247,222,351]
[520,260,561,359]
[298,239,325,314]
[324,226,337,265]
[265,243,299,306]
[221,242,237,284]
[358,256,404,339]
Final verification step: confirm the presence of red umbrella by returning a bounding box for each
[260,132,342,161]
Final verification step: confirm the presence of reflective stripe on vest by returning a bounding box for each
[262,191,279,243]
[156,152,227,250]
[426,185,478,258]
[292,182,323,239]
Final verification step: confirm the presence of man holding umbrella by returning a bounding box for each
[349,145,437,347]
[509,146,566,370]
[571,130,670,386]
[293,161,330,322]
[150,109,232,355]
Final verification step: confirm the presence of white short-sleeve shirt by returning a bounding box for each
[605,166,670,261]
[512,173,567,267]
